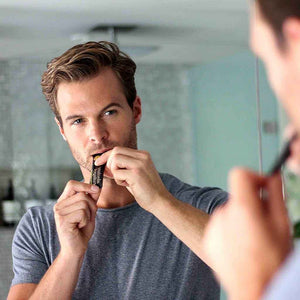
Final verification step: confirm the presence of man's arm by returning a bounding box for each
[7,181,100,300]
[149,192,210,261]
[96,147,221,264]
[8,252,83,300]
[7,284,37,300]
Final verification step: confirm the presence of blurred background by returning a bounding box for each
[0,0,283,299]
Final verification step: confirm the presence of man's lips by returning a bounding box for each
[90,148,113,157]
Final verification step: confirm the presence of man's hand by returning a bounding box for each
[96,147,169,212]
[285,124,300,174]
[7,181,100,300]
[54,180,100,258]
[202,168,292,300]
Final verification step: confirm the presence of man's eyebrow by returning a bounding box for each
[101,102,123,113]
[65,114,82,122]
[64,102,123,122]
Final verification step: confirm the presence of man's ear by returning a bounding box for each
[55,117,67,141]
[133,96,142,125]
[283,17,300,53]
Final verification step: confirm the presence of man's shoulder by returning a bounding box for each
[159,172,223,195]
[17,203,55,230]
[26,202,55,218]
[159,172,228,214]
[159,172,194,188]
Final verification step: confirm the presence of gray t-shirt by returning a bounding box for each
[11,173,227,299]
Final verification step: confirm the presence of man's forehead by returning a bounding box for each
[57,68,124,92]
[57,73,126,102]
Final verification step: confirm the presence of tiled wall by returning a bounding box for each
[0,228,14,298]
[136,64,194,184]
[0,61,14,197]
[0,57,195,297]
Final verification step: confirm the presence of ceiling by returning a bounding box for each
[0,0,250,63]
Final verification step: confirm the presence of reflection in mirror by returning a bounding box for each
[0,1,256,299]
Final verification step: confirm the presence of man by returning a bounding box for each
[8,41,227,299]
[200,0,300,299]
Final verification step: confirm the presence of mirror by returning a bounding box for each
[0,1,265,299]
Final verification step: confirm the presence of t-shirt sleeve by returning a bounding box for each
[189,186,228,214]
[263,249,300,300]
[161,173,228,214]
[11,209,48,286]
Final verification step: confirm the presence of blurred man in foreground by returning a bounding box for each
[202,0,300,299]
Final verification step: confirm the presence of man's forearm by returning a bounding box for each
[149,193,210,265]
[29,251,84,300]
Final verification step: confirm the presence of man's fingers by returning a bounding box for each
[61,209,92,229]
[54,193,98,230]
[59,180,100,201]
[103,167,114,179]
[111,169,131,187]
[229,169,290,236]
[267,173,290,233]
[95,147,149,166]
[108,154,142,172]
[229,167,267,212]
[97,151,149,176]
[55,193,97,217]
[95,150,111,166]
[267,173,284,215]
[88,188,101,201]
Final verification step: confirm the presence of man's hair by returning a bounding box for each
[257,0,300,45]
[41,41,137,125]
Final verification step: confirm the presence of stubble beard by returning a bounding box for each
[67,119,138,173]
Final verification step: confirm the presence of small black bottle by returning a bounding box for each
[2,179,19,227]
[45,183,57,206]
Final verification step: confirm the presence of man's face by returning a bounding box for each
[250,3,300,132]
[56,68,142,176]
[250,3,287,98]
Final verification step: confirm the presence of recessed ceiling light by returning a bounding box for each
[70,25,159,57]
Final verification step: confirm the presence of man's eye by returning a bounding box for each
[73,119,82,125]
[104,110,117,116]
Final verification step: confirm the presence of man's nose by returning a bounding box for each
[88,121,108,143]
